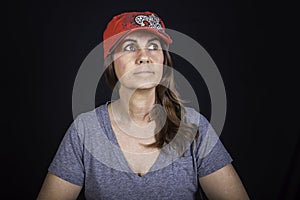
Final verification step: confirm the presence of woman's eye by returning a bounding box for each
[148,43,159,50]
[124,45,136,51]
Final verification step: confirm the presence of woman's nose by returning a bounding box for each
[136,49,151,64]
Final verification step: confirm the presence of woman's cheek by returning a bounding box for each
[151,51,164,64]
[114,57,129,78]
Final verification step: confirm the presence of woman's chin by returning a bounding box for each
[137,83,158,90]
[130,82,159,90]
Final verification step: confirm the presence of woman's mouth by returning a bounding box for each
[134,71,154,75]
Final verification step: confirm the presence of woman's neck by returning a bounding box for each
[114,87,156,124]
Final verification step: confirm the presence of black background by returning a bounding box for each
[4,0,299,199]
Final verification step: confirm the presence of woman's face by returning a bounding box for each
[112,31,164,90]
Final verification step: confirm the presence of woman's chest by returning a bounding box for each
[112,126,161,176]
[83,151,199,200]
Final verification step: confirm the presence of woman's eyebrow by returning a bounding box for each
[122,37,160,45]
[122,39,137,44]
[147,37,160,43]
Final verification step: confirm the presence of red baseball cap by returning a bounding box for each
[103,11,172,59]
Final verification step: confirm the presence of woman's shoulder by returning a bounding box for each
[71,102,109,131]
[74,102,108,119]
[183,106,210,128]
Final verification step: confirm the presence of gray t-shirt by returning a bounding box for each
[48,102,232,199]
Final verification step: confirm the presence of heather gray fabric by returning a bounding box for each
[48,102,232,199]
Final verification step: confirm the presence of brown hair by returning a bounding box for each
[104,47,198,154]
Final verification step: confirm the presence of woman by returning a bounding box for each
[37,11,249,199]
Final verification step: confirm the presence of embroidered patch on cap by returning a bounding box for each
[103,11,172,59]
[134,14,163,30]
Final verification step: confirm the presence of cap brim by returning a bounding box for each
[108,27,172,56]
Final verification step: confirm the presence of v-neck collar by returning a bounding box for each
[99,102,163,179]
[97,102,187,180]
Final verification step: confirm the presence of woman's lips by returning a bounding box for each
[133,71,154,74]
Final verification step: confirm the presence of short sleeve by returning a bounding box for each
[48,120,85,186]
[196,114,233,177]
[184,107,233,178]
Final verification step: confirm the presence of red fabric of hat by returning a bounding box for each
[103,11,172,59]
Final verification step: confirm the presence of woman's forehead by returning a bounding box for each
[122,30,160,42]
